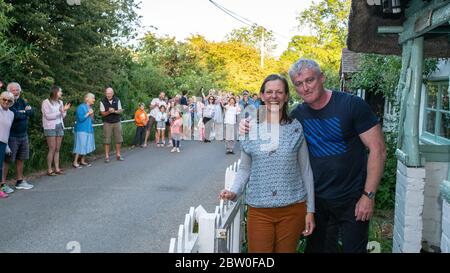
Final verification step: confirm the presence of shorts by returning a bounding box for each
[5,135,30,162]
[103,122,123,144]
[44,123,64,137]
[157,121,166,130]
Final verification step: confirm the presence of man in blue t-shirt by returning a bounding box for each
[240,59,386,252]
[288,59,386,253]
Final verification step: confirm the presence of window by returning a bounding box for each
[423,81,450,144]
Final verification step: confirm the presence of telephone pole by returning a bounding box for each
[260,27,265,69]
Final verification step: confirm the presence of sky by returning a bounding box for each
[137,0,314,57]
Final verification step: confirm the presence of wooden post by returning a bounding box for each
[403,36,424,166]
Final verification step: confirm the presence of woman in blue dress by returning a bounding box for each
[73,93,96,168]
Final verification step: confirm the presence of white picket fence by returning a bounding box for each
[169,159,243,253]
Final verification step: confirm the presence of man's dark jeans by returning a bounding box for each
[305,196,369,253]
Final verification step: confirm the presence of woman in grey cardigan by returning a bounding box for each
[220,74,315,253]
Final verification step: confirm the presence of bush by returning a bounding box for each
[375,132,397,210]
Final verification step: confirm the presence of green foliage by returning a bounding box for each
[349,54,402,102]
[376,133,397,210]
[368,210,394,253]
[349,54,439,102]
[279,0,351,91]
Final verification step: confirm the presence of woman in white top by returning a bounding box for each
[41,86,71,176]
[202,96,216,142]
[222,97,240,154]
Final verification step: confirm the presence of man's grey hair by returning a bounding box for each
[288,58,322,80]
[6,82,21,92]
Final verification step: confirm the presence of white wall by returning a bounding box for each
[422,162,447,250]
[441,200,450,253]
[393,161,426,253]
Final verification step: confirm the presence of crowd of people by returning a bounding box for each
[137,88,262,155]
[0,80,261,199]
[0,57,387,254]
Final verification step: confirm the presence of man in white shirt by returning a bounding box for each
[146,92,167,146]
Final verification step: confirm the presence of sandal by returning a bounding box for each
[72,163,82,169]
[80,162,92,167]
[47,171,57,176]
[55,169,65,175]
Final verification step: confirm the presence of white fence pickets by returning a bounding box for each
[169,160,243,253]
[168,238,176,253]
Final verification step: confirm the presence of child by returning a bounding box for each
[222,97,240,154]
[155,105,168,147]
[170,111,183,153]
[132,103,148,148]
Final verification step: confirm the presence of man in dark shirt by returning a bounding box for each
[180,90,188,106]
[2,82,35,192]
[288,59,386,253]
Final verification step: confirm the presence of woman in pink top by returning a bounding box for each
[170,111,183,153]
[41,86,71,176]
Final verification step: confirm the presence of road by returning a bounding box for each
[0,140,239,253]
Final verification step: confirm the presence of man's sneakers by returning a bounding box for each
[15,180,34,190]
[1,184,15,194]
[170,147,177,153]
[176,148,180,153]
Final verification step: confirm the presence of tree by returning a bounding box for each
[280,0,351,90]
[3,0,139,99]
[138,32,226,96]
[0,0,31,81]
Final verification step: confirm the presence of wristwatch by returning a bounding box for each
[363,191,376,200]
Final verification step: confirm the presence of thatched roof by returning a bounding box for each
[347,0,450,58]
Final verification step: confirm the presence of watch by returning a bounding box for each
[363,191,376,200]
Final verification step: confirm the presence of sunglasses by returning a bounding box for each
[2,98,13,103]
